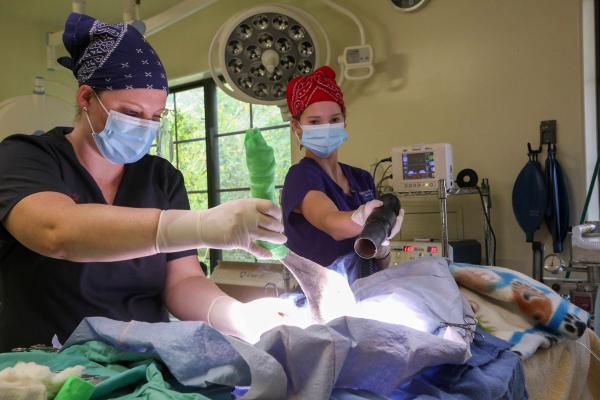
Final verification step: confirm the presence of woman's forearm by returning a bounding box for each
[321,210,363,241]
[4,192,161,262]
[164,275,228,323]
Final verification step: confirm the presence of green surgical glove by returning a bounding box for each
[244,128,289,260]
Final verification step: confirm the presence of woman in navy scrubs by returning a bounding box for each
[0,13,290,351]
[281,67,403,270]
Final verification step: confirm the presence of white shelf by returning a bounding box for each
[394,186,489,197]
[390,180,494,265]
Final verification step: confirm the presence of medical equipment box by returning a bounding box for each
[210,261,297,302]
[392,143,453,193]
[390,239,481,265]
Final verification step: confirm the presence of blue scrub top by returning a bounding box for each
[281,157,377,266]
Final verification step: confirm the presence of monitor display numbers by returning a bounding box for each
[402,151,435,180]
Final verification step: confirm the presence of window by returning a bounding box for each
[153,79,291,270]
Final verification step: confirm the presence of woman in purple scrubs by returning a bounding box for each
[281,67,403,269]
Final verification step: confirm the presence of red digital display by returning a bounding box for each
[428,246,438,253]
[403,245,414,252]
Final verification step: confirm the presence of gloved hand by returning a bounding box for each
[155,198,286,259]
[385,208,405,244]
[376,208,405,259]
[350,199,383,227]
[207,295,307,343]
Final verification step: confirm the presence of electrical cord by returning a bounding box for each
[576,338,600,364]
[580,155,600,225]
[377,175,393,194]
[376,165,393,194]
[476,186,497,265]
[372,157,392,187]
[572,152,600,280]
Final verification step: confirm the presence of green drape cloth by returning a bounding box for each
[0,341,232,400]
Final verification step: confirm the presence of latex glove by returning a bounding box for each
[207,296,308,343]
[379,208,405,252]
[350,199,383,227]
[385,208,405,243]
[156,198,286,259]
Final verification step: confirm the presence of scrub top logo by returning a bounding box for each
[358,189,375,202]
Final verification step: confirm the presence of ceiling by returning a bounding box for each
[1,0,184,32]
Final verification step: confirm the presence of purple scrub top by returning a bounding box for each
[281,157,377,266]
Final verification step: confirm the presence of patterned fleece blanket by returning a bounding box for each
[449,263,589,359]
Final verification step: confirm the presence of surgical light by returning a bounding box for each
[208,5,328,108]
[208,1,376,118]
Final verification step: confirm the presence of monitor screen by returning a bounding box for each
[402,151,435,180]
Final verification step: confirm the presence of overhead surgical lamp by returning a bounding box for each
[208,4,328,110]
[208,1,374,117]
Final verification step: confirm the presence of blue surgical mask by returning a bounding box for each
[299,122,348,158]
[84,94,159,164]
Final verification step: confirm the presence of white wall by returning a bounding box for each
[332,0,585,273]
[0,13,76,104]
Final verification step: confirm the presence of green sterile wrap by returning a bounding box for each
[54,375,95,400]
[244,128,289,260]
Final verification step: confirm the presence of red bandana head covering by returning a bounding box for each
[286,66,345,119]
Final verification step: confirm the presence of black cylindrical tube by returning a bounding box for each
[354,193,401,259]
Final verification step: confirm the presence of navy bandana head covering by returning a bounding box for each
[57,13,168,92]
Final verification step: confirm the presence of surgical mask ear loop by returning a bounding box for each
[292,121,303,150]
[82,107,98,136]
[92,90,110,115]
[84,91,110,137]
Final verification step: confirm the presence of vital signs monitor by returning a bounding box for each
[392,143,453,192]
